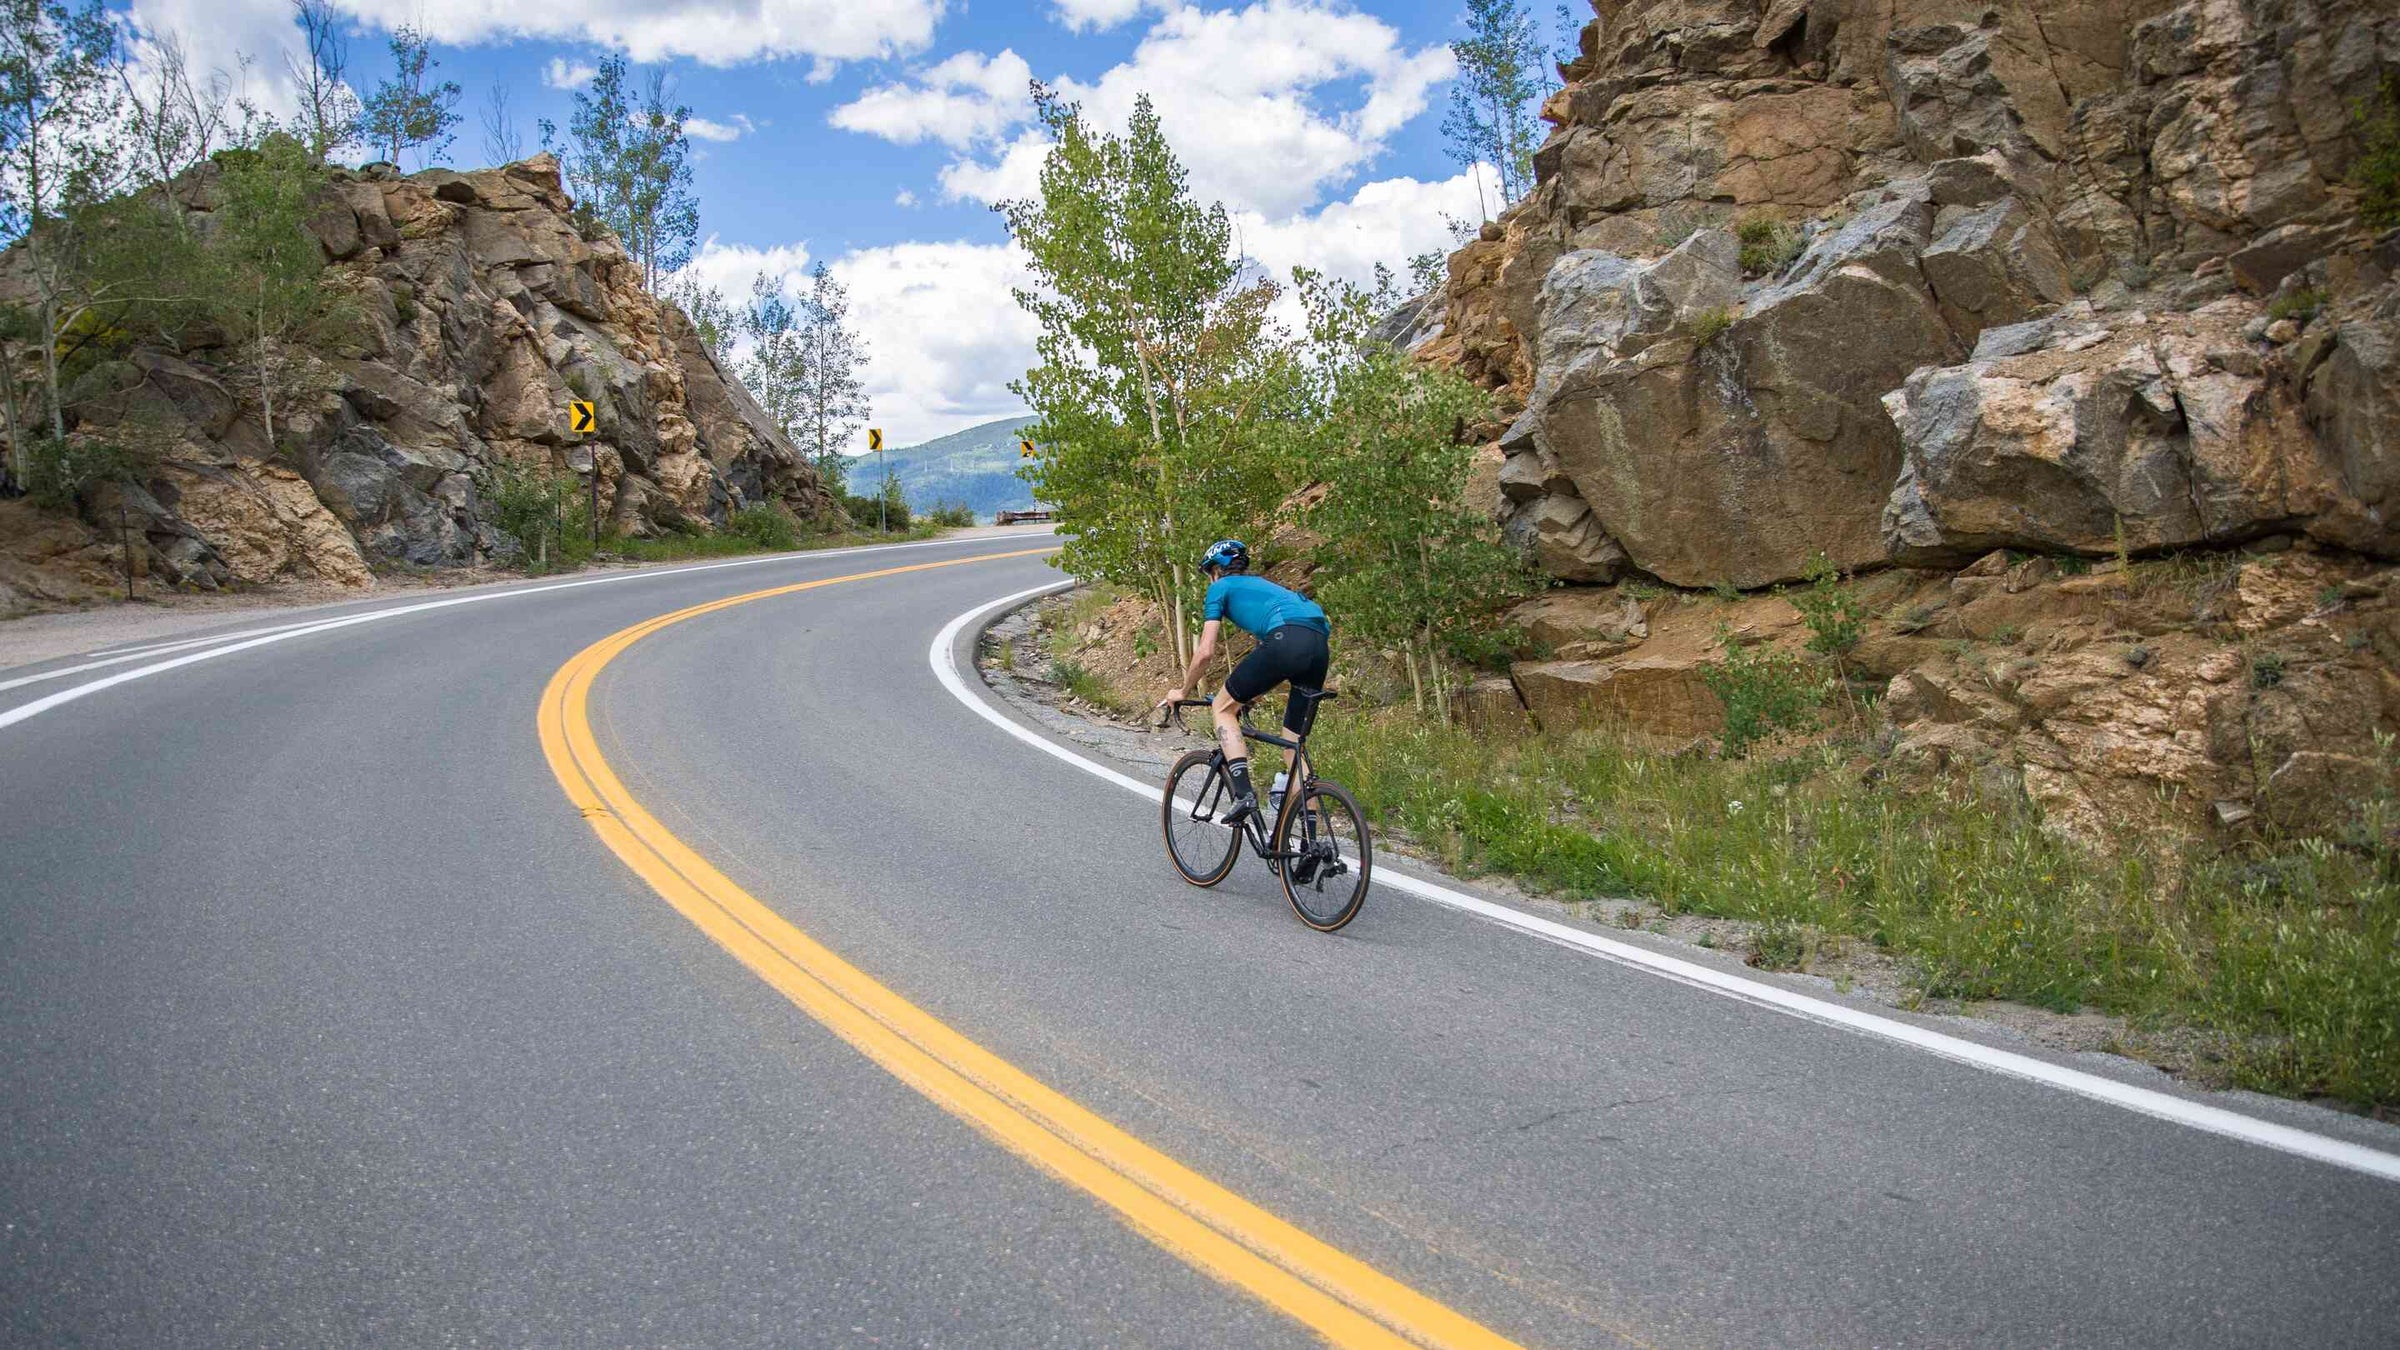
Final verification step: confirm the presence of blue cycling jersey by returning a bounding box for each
[1202,574,1329,639]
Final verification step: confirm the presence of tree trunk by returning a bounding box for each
[0,336,28,490]
[255,285,276,450]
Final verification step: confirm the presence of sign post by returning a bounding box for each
[868,428,886,532]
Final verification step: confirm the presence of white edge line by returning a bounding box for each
[0,618,345,694]
[0,531,1050,734]
[929,580,2400,1186]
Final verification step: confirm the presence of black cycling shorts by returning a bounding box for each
[1224,623,1332,733]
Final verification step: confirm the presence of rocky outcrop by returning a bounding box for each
[1882,294,2394,561]
[1431,0,2399,591]
[1488,548,2397,842]
[1399,0,2400,843]
[2,155,832,591]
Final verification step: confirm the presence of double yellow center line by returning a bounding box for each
[537,548,1528,1350]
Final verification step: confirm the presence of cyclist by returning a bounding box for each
[1162,539,1330,826]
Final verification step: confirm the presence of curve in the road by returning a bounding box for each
[0,534,1011,729]
[538,551,1528,1350]
[928,583,2400,1189]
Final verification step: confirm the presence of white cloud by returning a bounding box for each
[834,241,1039,447]
[670,237,815,308]
[125,0,308,121]
[894,188,919,207]
[935,130,1048,205]
[828,49,1031,151]
[685,113,755,142]
[862,1,1454,221]
[1049,0,1157,33]
[1236,167,1491,297]
[329,0,946,68]
[544,57,599,89]
[670,237,1035,449]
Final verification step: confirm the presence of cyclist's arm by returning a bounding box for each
[1168,620,1221,701]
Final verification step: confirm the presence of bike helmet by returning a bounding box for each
[1200,539,1250,574]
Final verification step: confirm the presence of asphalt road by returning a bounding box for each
[4,534,2397,1349]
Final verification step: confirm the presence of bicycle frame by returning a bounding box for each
[1168,700,1322,866]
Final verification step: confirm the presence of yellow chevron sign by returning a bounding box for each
[1019,438,1036,458]
[868,428,884,451]
[569,401,596,434]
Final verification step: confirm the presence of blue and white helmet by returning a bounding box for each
[1200,539,1250,573]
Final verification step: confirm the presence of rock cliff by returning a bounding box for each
[1419,0,2400,842]
[1,154,832,601]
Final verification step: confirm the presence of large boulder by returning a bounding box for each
[1528,197,1960,587]
[1882,297,2398,562]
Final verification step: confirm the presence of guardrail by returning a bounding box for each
[995,510,1056,525]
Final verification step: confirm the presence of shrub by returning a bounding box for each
[1748,920,1812,971]
[2266,287,2327,323]
[23,436,151,511]
[476,457,593,572]
[726,502,799,549]
[1792,552,1868,658]
[2251,651,2286,688]
[925,499,977,528]
[1699,626,1823,757]
[1734,215,1804,277]
[2352,75,2400,230]
[1690,305,1735,347]
[1049,656,1116,709]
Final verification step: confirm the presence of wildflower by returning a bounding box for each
[1728,799,1745,815]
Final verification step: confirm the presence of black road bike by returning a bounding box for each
[1157,689,1372,932]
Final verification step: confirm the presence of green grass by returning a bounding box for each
[1734,215,1806,277]
[2266,288,2327,323]
[1049,656,1119,710]
[1310,710,2400,1107]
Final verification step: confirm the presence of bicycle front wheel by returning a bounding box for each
[1277,779,1371,931]
[1162,749,1240,887]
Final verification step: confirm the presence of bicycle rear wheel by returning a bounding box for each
[1162,749,1241,887]
[1277,779,1371,931]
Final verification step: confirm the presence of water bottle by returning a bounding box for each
[1270,771,1288,812]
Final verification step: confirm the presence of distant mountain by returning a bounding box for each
[851,415,1041,522]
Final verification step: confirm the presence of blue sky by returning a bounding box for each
[119,0,1566,446]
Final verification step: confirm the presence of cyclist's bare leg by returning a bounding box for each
[1208,686,1249,768]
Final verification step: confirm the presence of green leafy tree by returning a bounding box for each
[786,263,868,491]
[559,57,698,291]
[360,24,458,168]
[205,133,355,450]
[660,271,736,366]
[1294,268,1530,716]
[1441,0,1550,208]
[1002,86,1297,670]
[0,0,121,485]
